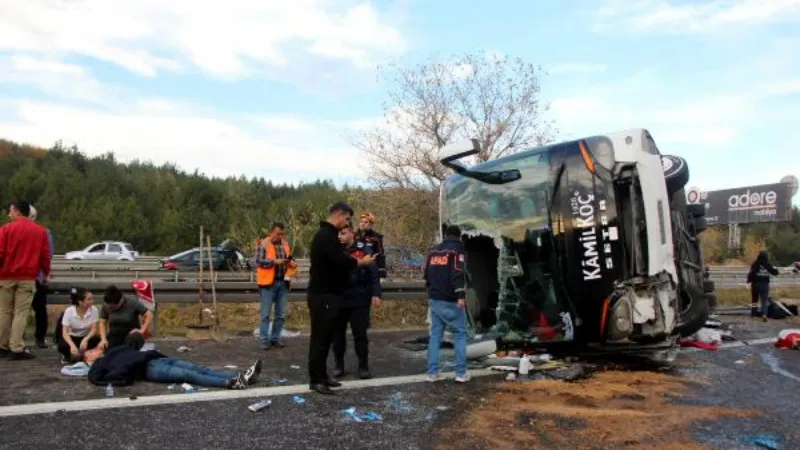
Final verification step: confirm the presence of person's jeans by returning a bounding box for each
[427,299,467,378]
[145,358,235,387]
[752,282,770,317]
[259,281,288,344]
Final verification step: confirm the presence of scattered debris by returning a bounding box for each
[129,395,137,401]
[291,395,306,404]
[505,373,516,381]
[734,360,746,365]
[342,407,382,422]
[775,329,800,350]
[60,362,90,377]
[253,327,302,339]
[274,378,288,385]
[181,383,196,393]
[176,346,191,353]
[679,327,723,350]
[290,365,301,370]
[435,406,450,411]
[167,384,176,390]
[140,343,156,352]
[224,365,238,369]
[248,399,272,412]
[748,434,780,450]
[386,392,412,413]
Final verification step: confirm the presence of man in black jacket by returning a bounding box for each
[425,225,470,383]
[307,201,375,395]
[333,222,381,380]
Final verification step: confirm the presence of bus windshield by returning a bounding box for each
[441,148,553,242]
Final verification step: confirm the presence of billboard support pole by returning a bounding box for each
[727,223,741,250]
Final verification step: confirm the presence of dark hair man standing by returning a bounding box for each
[0,201,52,360]
[332,222,381,380]
[424,224,470,383]
[255,222,297,350]
[307,201,375,395]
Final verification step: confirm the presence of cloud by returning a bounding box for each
[549,91,752,149]
[0,98,377,184]
[0,54,114,105]
[548,63,607,74]
[594,0,800,33]
[0,0,406,79]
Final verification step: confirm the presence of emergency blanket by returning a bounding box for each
[775,329,800,350]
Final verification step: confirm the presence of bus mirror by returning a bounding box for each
[440,139,481,166]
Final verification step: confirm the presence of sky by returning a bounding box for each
[0,0,799,201]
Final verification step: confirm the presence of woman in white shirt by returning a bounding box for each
[58,287,101,364]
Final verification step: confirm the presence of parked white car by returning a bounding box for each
[64,241,140,261]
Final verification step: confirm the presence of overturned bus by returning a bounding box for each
[438,129,714,360]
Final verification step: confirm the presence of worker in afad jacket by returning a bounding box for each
[356,212,386,278]
[255,223,298,350]
[424,224,471,383]
[333,222,381,380]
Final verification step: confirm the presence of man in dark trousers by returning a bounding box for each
[333,222,381,380]
[307,202,375,395]
[425,224,470,383]
[28,205,54,348]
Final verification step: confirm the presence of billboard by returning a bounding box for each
[686,183,792,225]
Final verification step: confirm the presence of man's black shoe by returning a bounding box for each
[325,379,342,388]
[9,349,36,360]
[310,383,337,395]
[358,368,373,379]
[35,339,47,349]
[333,367,346,378]
[0,349,10,359]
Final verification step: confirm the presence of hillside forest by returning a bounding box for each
[1,138,798,265]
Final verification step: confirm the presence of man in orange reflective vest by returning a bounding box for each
[256,222,297,350]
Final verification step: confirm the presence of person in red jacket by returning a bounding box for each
[0,201,52,360]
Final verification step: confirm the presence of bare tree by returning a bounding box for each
[352,51,556,192]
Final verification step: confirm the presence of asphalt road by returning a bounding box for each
[0,318,798,450]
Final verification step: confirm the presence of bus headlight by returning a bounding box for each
[607,297,633,341]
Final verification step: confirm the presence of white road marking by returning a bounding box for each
[0,337,780,418]
[0,369,498,418]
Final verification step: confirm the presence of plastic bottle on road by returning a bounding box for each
[106,383,114,397]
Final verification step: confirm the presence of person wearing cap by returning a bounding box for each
[356,213,386,279]
[27,205,54,348]
[0,201,52,360]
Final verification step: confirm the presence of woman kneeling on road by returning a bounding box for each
[87,334,262,390]
[98,285,153,349]
[57,287,101,364]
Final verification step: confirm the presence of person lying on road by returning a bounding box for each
[57,287,101,364]
[86,334,262,390]
[97,284,153,349]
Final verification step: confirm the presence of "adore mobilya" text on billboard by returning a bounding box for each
[685,182,792,225]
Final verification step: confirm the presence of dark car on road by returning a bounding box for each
[160,241,251,272]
